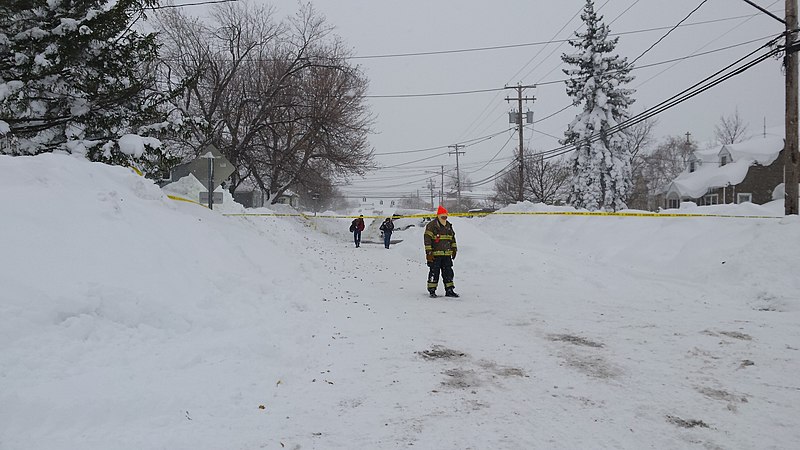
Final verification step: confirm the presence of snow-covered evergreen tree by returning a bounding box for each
[0,0,178,168]
[561,0,635,211]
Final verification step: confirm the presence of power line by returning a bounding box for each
[628,0,710,67]
[365,87,504,99]
[532,39,782,162]
[455,3,588,144]
[147,0,239,10]
[466,132,516,174]
[372,127,514,156]
[452,32,774,148]
[379,152,450,169]
[519,0,632,85]
[349,34,783,195]
[466,37,781,191]
[527,0,642,85]
[634,0,782,89]
[363,35,777,99]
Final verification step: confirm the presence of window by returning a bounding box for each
[667,198,680,209]
[703,194,719,205]
[737,193,752,204]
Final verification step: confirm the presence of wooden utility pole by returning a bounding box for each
[505,84,536,202]
[440,165,445,207]
[426,178,436,209]
[786,0,799,215]
[448,144,465,211]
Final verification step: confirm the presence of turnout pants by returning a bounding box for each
[427,256,454,292]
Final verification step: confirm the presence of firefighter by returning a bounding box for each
[424,205,459,298]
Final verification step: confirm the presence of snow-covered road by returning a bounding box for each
[1,154,798,449]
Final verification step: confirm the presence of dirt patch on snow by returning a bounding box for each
[417,345,467,360]
[548,333,604,348]
[666,415,710,429]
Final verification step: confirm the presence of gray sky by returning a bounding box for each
[184,0,786,199]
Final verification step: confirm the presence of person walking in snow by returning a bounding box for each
[379,217,395,249]
[350,215,365,247]
[424,205,458,298]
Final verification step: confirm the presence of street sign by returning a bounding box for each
[187,144,234,190]
[199,192,223,203]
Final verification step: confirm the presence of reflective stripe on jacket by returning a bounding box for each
[424,219,456,257]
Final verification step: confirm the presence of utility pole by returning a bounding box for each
[505,83,536,202]
[440,165,445,207]
[426,178,436,209]
[743,0,797,212]
[786,0,799,215]
[448,144,465,211]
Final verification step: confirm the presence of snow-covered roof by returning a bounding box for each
[691,145,722,162]
[722,136,784,166]
[668,136,784,199]
[668,160,751,198]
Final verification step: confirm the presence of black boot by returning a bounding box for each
[428,289,438,298]
[445,289,459,298]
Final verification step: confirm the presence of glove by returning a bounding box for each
[451,250,457,260]
[426,252,433,263]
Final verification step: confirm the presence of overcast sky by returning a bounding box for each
[180,0,786,200]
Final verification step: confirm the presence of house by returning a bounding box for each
[662,136,785,209]
[232,189,266,208]
[274,190,301,207]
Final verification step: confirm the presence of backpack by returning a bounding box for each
[349,220,357,232]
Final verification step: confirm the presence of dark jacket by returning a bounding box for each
[351,218,365,232]
[424,218,456,257]
[379,220,394,233]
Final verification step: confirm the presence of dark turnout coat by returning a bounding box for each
[423,219,456,257]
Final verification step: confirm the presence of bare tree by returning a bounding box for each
[623,118,658,209]
[714,109,750,145]
[524,154,571,204]
[623,118,658,177]
[492,167,521,206]
[630,134,697,209]
[156,2,374,203]
[492,148,570,206]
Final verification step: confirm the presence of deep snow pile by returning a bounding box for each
[0,154,325,449]
[1,155,799,449]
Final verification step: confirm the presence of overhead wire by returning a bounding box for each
[463,36,782,189]
[529,0,642,84]
[628,0,710,67]
[531,39,782,162]
[466,132,517,175]
[634,0,782,88]
[453,2,587,144]
[147,0,239,10]
[363,34,774,99]
[372,127,514,156]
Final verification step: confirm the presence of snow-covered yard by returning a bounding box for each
[1,154,798,449]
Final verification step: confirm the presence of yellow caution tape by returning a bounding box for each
[161,189,780,220]
[167,194,209,208]
[220,210,782,220]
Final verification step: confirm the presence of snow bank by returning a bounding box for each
[2,154,799,449]
[162,174,245,214]
[0,154,319,449]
